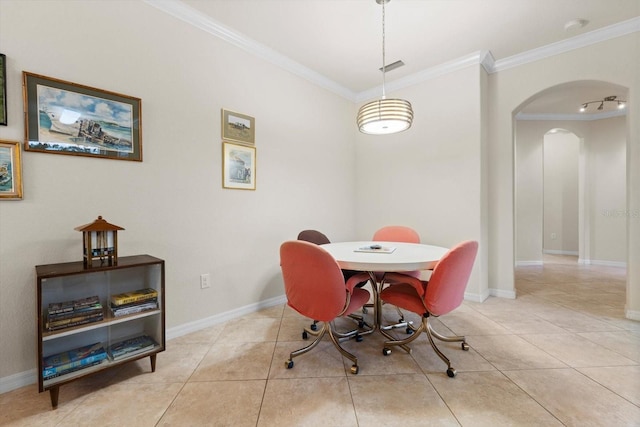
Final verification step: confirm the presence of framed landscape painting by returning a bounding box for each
[23,72,142,161]
[0,140,23,200]
[222,142,256,190]
[221,109,255,145]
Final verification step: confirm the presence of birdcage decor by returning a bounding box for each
[74,216,124,267]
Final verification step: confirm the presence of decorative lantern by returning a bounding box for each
[75,216,124,267]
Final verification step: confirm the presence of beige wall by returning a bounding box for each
[354,66,488,301]
[0,0,357,383]
[515,122,545,263]
[589,117,628,263]
[543,131,580,254]
[514,117,628,265]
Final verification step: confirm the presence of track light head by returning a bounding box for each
[579,95,626,113]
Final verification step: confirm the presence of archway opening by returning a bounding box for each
[513,80,628,311]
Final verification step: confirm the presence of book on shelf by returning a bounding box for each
[47,304,103,322]
[110,288,158,307]
[47,295,100,316]
[42,342,108,379]
[109,297,157,310]
[43,359,106,381]
[108,334,158,361]
[110,300,158,317]
[46,311,104,331]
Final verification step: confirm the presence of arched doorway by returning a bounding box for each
[543,129,580,260]
[513,80,628,299]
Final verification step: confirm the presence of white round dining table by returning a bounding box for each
[321,241,448,273]
[320,241,449,337]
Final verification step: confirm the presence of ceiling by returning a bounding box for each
[170,0,639,116]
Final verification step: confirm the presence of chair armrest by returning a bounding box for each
[383,272,427,297]
[345,272,371,293]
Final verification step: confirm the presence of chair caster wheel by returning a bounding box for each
[355,334,363,342]
[405,327,413,335]
[310,323,317,331]
[286,360,294,369]
[350,365,359,374]
[302,331,308,340]
[358,320,365,328]
[446,368,456,377]
[461,342,469,351]
[382,348,391,356]
[362,308,368,314]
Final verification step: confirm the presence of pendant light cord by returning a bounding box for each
[381,0,386,99]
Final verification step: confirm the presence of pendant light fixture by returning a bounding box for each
[357,0,413,135]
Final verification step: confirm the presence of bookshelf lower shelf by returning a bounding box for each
[36,255,166,409]
[43,345,162,388]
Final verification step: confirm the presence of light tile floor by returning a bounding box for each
[2,255,639,426]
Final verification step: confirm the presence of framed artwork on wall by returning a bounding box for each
[0,140,23,200]
[222,141,256,190]
[23,72,142,161]
[0,54,7,126]
[221,109,255,145]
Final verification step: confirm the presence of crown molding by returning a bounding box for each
[356,51,492,103]
[492,16,640,73]
[142,0,357,101]
[143,0,638,104]
[515,109,627,121]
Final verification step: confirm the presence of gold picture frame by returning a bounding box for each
[0,54,6,126]
[0,140,23,200]
[23,72,142,161]
[221,109,255,145]
[222,141,256,190]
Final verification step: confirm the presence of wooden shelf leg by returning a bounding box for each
[150,354,157,372]
[49,386,59,409]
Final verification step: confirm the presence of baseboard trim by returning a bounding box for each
[578,259,627,268]
[166,295,287,340]
[489,288,517,299]
[543,249,579,256]
[516,260,543,266]
[0,370,37,395]
[464,289,490,303]
[625,308,640,321]
[0,294,288,395]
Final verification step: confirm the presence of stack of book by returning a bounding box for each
[110,288,159,317]
[46,295,104,331]
[42,342,107,380]
[107,334,158,361]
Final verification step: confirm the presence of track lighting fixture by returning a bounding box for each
[579,95,626,113]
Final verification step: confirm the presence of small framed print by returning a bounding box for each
[223,141,256,190]
[221,109,255,145]
[23,72,142,161]
[0,140,23,200]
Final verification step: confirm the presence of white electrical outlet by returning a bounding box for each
[550,233,557,240]
[200,273,211,289]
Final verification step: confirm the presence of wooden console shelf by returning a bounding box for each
[36,255,165,408]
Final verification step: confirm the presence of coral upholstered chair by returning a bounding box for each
[280,240,371,374]
[296,229,331,245]
[379,240,478,377]
[373,225,421,245]
[297,229,364,283]
[296,230,369,331]
[371,226,422,331]
[372,225,422,280]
